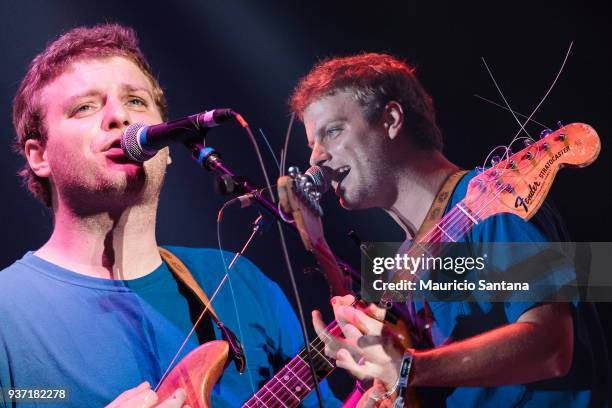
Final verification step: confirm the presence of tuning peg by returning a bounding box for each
[477,179,487,192]
[475,166,484,174]
[508,160,517,169]
[558,133,566,141]
[491,155,501,166]
[523,139,534,147]
[505,184,514,193]
[304,181,314,193]
[288,166,300,178]
[557,121,564,129]
[309,190,322,201]
[539,129,552,139]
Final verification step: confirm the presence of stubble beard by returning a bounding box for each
[52,152,168,217]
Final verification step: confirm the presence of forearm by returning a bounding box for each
[410,304,573,387]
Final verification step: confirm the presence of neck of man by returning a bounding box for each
[384,149,459,241]
[35,198,162,280]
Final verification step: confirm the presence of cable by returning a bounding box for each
[237,112,325,408]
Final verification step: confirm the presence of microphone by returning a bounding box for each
[121,108,234,162]
[304,165,332,194]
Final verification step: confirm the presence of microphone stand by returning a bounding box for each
[186,140,361,282]
[187,140,328,407]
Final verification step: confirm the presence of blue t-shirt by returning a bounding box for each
[411,169,611,407]
[0,246,340,407]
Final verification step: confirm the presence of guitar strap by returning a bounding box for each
[158,247,246,373]
[409,169,468,348]
[413,169,468,243]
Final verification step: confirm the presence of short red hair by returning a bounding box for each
[12,23,168,207]
[290,52,442,150]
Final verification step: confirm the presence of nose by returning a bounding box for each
[101,97,130,132]
[309,142,331,167]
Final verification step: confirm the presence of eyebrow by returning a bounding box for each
[62,84,154,111]
[121,84,154,99]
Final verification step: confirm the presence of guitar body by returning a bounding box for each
[156,340,229,408]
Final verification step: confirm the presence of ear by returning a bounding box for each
[382,101,404,141]
[24,139,51,178]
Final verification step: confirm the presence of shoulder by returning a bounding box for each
[450,169,568,243]
[159,245,282,297]
[0,254,42,312]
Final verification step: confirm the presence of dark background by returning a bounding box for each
[1,0,610,399]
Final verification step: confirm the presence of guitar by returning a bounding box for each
[155,123,600,407]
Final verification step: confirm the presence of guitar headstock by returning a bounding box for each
[278,167,351,296]
[277,166,325,252]
[465,123,600,221]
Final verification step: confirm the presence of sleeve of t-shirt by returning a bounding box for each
[467,211,576,323]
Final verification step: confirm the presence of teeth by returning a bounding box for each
[337,166,350,175]
[335,166,351,185]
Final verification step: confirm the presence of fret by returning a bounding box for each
[435,223,455,242]
[263,383,288,407]
[456,201,479,225]
[297,346,334,369]
[269,375,301,403]
[242,323,340,407]
[253,393,266,407]
[283,363,311,391]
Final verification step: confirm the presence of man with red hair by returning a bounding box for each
[291,53,610,407]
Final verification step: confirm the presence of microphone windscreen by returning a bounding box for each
[121,123,156,162]
[305,165,332,194]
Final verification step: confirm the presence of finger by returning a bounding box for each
[105,381,150,407]
[335,348,370,381]
[342,322,365,343]
[156,388,187,408]
[331,295,355,327]
[311,310,332,343]
[355,389,378,408]
[331,294,355,306]
[337,305,384,335]
[357,302,387,322]
[124,389,158,408]
[356,384,389,408]
[312,310,344,356]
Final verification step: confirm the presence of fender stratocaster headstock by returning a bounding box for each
[465,123,600,222]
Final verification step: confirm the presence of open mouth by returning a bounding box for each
[333,166,351,193]
[105,140,137,164]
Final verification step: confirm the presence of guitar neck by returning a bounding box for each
[242,322,341,407]
[380,199,478,304]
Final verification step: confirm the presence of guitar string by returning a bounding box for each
[153,153,548,407]
[244,181,507,406]
[160,134,559,406]
[243,177,517,407]
[154,44,574,407]
[243,324,341,407]
[256,126,569,406]
[260,51,577,398]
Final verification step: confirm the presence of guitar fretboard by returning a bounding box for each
[242,323,341,407]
